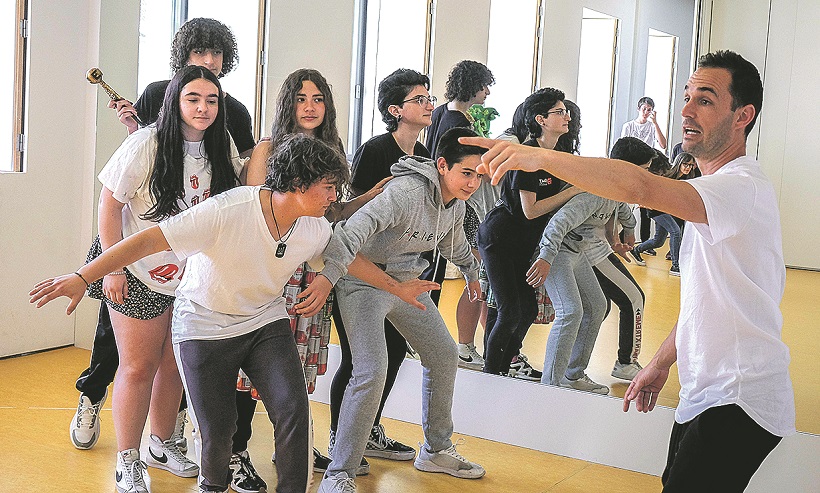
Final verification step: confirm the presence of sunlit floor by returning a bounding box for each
[0,245,815,492]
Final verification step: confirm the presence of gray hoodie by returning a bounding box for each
[321,156,480,285]
[537,192,636,266]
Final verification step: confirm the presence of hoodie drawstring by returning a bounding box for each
[431,204,442,283]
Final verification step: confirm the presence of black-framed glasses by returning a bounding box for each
[681,161,696,168]
[546,108,571,118]
[401,95,437,107]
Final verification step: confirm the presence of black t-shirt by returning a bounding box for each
[350,132,430,197]
[424,104,471,157]
[498,139,564,231]
[135,80,256,154]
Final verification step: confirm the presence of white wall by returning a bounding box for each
[708,0,820,269]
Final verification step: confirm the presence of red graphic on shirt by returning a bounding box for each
[203,188,211,200]
[148,264,179,284]
[190,175,200,190]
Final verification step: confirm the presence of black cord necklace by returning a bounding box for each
[269,189,295,258]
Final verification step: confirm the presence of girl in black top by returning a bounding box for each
[478,88,581,375]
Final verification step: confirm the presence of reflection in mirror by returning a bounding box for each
[576,9,619,157]
[645,28,678,154]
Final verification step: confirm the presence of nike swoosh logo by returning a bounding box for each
[149,448,168,464]
[116,471,123,482]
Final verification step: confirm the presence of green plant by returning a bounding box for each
[468,104,500,138]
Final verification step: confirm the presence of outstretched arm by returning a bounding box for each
[623,324,678,413]
[459,137,706,224]
[29,226,170,314]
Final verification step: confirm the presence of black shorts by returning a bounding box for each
[86,236,175,320]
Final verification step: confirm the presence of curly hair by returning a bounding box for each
[269,69,343,152]
[378,68,430,132]
[522,87,565,138]
[264,134,350,193]
[502,102,529,143]
[170,18,238,77]
[142,66,239,222]
[444,60,494,102]
[555,99,581,154]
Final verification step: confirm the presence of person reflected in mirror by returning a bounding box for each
[327,68,433,466]
[460,50,795,492]
[317,128,487,492]
[478,88,581,379]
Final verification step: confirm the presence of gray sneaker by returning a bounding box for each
[170,409,188,453]
[559,374,609,395]
[70,389,107,450]
[413,443,485,479]
[317,471,356,493]
[611,360,643,381]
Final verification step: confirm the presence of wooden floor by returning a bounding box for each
[0,245,816,492]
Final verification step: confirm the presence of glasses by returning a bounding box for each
[401,95,437,107]
[546,108,571,118]
[681,161,696,168]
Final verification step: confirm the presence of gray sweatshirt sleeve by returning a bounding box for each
[320,189,402,285]
[438,203,480,282]
[616,201,637,232]
[538,193,603,265]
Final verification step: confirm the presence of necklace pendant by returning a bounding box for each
[276,243,287,258]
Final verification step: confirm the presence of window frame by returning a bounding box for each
[7,0,29,172]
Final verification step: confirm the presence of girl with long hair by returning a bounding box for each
[88,65,242,492]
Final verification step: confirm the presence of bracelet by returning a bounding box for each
[74,272,90,288]
[107,271,126,276]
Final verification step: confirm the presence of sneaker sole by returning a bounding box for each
[457,358,484,371]
[413,459,485,479]
[560,384,610,395]
[611,370,637,381]
[511,373,541,382]
[231,480,265,493]
[363,449,416,461]
[145,457,199,478]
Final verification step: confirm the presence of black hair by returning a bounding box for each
[609,137,657,166]
[637,96,655,109]
[377,69,431,132]
[697,50,763,136]
[264,134,350,193]
[523,87,565,138]
[503,102,529,143]
[142,65,239,221]
[434,127,486,168]
[555,99,581,154]
[667,151,700,179]
[444,60,495,102]
[270,69,343,152]
[648,151,670,176]
[170,18,238,77]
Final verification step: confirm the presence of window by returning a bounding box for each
[576,8,619,158]
[645,28,677,154]
[349,0,433,150]
[2,0,28,172]
[137,0,267,139]
[486,0,540,136]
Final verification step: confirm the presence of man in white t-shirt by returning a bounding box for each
[621,96,668,151]
[31,135,437,493]
[461,50,795,492]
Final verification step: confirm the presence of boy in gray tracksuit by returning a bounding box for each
[528,190,635,395]
[318,128,486,492]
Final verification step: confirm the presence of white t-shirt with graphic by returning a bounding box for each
[98,126,242,295]
[676,155,795,437]
[159,186,331,342]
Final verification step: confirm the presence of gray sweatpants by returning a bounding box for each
[541,248,607,385]
[174,319,312,493]
[327,275,458,478]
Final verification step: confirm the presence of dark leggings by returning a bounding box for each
[593,254,645,364]
[329,296,407,432]
[662,404,781,492]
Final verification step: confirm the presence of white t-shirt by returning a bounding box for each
[676,155,795,437]
[621,120,659,149]
[159,186,331,343]
[98,127,243,295]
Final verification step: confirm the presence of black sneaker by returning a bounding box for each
[644,248,657,256]
[509,354,542,381]
[629,249,646,266]
[364,424,416,460]
[229,450,266,493]
[315,441,370,476]
[670,265,681,277]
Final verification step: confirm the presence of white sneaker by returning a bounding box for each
[70,389,107,450]
[116,448,150,493]
[146,433,199,478]
[559,374,609,395]
[457,343,484,370]
[317,471,356,492]
[170,409,188,453]
[611,360,643,381]
[413,443,485,479]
